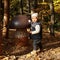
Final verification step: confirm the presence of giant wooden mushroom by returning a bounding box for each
[9,15,30,46]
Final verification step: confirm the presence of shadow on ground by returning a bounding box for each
[2,32,60,56]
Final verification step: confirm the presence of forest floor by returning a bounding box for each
[0,32,60,60]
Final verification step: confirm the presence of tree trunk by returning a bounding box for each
[0,0,3,21]
[28,0,31,13]
[34,0,38,9]
[49,0,55,36]
[2,0,9,38]
[0,0,3,54]
[20,0,23,14]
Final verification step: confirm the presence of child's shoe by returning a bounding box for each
[31,50,37,55]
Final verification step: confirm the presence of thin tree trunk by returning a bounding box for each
[2,0,9,38]
[34,0,38,9]
[28,0,31,13]
[0,0,2,54]
[0,0,3,21]
[49,0,55,36]
[20,0,23,14]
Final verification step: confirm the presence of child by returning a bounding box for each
[27,13,43,55]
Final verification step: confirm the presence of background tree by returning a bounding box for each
[2,0,9,38]
[2,0,60,37]
[49,0,55,36]
[0,0,2,49]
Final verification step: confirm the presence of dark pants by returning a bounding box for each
[33,39,42,50]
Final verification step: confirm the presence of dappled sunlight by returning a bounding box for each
[0,32,60,60]
[0,0,60,60]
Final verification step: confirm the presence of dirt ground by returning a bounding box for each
[0,32,60,60]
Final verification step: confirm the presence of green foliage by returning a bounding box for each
[10,0,20,19]
[0,0,60,31]
[10,0,30,19]
[54,13,60,31]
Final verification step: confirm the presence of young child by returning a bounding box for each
[27,13,43,55]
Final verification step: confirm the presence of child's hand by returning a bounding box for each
[27,28,30,32]
[27,29,32,34]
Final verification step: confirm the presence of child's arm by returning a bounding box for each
[31,25,40,34]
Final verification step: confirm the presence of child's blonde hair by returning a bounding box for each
[31,13,38,18]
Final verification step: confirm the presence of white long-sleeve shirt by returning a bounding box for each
[31,25,40,34]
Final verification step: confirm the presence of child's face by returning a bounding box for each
[32,17,38,23]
